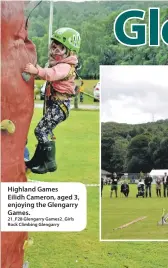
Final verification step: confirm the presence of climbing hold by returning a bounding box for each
[22,72,31,82]
[26,168,32,176]
[23,238,34,250]
[1,120,15,134]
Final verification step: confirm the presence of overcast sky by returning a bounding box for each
[101,66,168,124]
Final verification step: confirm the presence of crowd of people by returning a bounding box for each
[101,172,168,198]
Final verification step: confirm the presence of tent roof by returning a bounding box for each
[150,169,168,176]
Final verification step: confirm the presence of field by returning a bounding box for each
[24,108,168,268]
[25,188,168,268]
[101,185,168,240]
[27,108,99,183]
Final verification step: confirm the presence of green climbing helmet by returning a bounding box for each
[51,27,81,54]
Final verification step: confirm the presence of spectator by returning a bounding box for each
[110,172,119,198]
[156,176,162,197]
[144,173,153,197]
[162,172,168,197]
[121,181,129,197]
[136,179,145,198]
[137,179,145,188]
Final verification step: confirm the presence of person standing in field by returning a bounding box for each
[162,172,168,197]
[110,172,119,198]
[144,173,153,197]
[156,176,162,197]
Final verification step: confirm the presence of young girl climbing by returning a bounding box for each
[24,27,81,174]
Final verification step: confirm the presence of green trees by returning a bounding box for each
[101,121,168,173]
[27,2,168,78]
[101,136,115,172]
[127,134,152,172]
[153,138,168,168]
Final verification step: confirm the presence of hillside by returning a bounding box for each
[25,1,168,78]
[101,119,168,173]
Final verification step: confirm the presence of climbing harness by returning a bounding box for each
[43,62,77,119]
[59,64,76,82]
[44,82,69,120]
[42,62,76,140]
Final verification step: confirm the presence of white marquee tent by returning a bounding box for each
[150,169,168,177]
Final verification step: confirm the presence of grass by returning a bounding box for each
[101,185,168,240]
[25,188,168,268]
[34,79,99,105]
[24,109,168,268]
[27,108,99,183]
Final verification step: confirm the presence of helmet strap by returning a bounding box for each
[65,49,71,57]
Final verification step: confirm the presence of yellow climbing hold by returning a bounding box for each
[26,168,32,176]
[1,119,15,134]
[23,238,34,250]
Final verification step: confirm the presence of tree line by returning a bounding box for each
[101,120,168,173]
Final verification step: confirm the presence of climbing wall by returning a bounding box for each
[1,2,37,267]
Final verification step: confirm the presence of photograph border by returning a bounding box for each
[99,65,168,242]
